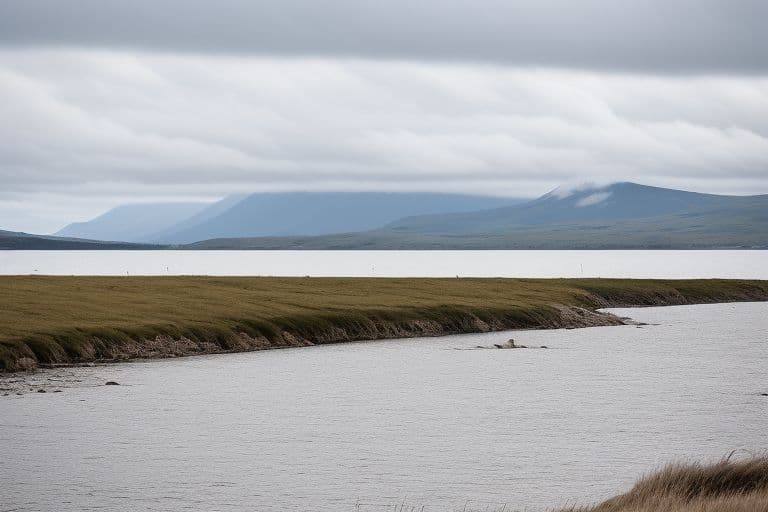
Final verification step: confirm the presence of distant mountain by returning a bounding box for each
[8,183,767,250]
[152,192,522,244]
[385,182,757,234]
[186,183,768,249]
[0,230,160,250]
[188,205,768,250]
[144,194,249,243]
[55,202,208,243]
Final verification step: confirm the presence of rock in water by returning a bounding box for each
[105,381,120,386]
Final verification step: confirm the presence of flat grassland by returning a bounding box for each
[2,276,767,371]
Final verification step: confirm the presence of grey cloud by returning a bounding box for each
[1,49,767,233]
[0,0,766,73]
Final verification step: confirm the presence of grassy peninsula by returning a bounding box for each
[2,277,767,371]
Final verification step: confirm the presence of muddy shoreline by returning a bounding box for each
[1,305,627,394]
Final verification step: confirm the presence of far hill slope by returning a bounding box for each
[144,194,249,243]
[156,192,521,244]
[0,230,161,250]
[186,183,768,249]
[386,182,764,234]
[55,202,208,243]
[9,183,768,249]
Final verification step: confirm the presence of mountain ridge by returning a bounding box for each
[154,192,523,243]
[55,202,209,242]
[55,192,524,244]
[186,182,768,249]
[5,182,767,249]
[385,182,764,234]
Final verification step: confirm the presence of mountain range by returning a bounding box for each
[55,202,209,242]
[386,182,761,233]
[187,183,768,249]
[54,192,521,244]
[2,183,766,249]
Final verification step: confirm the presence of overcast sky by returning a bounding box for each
[1,1,767,233]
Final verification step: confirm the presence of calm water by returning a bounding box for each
[2,302,767,511]
[1,250,767,278]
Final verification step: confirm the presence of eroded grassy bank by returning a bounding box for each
[1,277,767,371]
[565,456,768,512]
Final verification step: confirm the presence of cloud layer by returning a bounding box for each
[1,49,768,232]
[0,0,766,73]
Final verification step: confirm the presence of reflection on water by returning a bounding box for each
[2,302,767,511]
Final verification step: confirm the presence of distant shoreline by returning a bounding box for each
[2,235,766,250]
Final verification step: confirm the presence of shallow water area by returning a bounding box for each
[0,364,120,396]
[2,302,767,511]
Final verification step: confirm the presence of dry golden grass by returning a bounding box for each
[1,276,766,370]
[567,457,768,512]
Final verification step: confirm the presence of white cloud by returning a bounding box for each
[1,49,768,232]
[576,192,612,207]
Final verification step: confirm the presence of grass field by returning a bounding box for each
[1,277,767,371]
[565,456,768,512]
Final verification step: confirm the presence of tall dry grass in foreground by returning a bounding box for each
[566,456,768,512]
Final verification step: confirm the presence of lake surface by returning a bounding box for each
[1,250,766,278]
[2,302,767,511]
